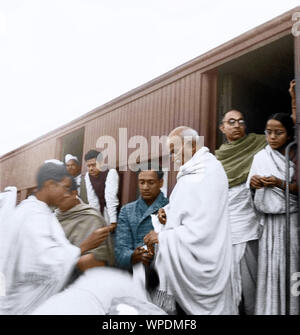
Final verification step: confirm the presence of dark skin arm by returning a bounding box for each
[289,79,296,124]
[144,230,159,251]
[79,226,110,255]
[108,222,117,233]
[77,254,106,272]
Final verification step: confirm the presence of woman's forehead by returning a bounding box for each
[266,119,286,129]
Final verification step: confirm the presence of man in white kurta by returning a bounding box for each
[144,126,235,315]
[0,162,109,315]
[82,150,120,229]
[65,154,82,195]
[215,110,266,314]
[0,195,80,315]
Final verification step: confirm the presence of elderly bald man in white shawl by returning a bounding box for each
[144,126,235,315]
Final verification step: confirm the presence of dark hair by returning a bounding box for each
[84,150,100,161]
[36,163,71,190]
[137,163,164,180]
[267,113,294,138]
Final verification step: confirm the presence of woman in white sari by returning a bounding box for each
[247,113,298,315]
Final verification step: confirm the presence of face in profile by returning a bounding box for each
[168,136,195,170]
[265,119,290,151]
[46,177,72,208]
[66,159,81,177]
[58,190,78,212]
[138,170,163,203]
[220,110,246,142]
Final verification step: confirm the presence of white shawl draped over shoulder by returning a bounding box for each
[246,145,298,214]
[155,147,234,315]
[246,145,299,315]
[0,196,80,315]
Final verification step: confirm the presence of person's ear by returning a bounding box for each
[71,190,78,198]
[219,123,225,134]
[159,178,164,189]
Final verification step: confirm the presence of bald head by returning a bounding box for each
[167,126,202,168]
[168,126,199,139]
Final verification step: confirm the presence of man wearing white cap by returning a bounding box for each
[65,154,82,195]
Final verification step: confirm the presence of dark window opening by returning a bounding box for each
[217,34,294,146]
[60,127,85,169]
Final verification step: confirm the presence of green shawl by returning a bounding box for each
[215,133,267,188]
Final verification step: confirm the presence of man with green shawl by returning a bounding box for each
[56,179,115,282]
[215,110,266,315]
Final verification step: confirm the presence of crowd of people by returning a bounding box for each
[0,80,298,315]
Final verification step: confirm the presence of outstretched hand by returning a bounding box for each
[144,230,159,245]
[80,226,110,255]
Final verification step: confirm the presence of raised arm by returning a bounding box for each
[289,79,296,124]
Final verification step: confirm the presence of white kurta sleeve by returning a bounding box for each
[105,169,119,223]
[85,174,100,212]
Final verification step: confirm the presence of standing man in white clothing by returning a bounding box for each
[144,126,235,315]
[81,150,120,232]
[215,110,266,314]
[65,154,82,195]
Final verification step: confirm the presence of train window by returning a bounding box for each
[217,34,294,146]
[59,127,85,169]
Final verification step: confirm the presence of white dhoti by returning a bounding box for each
[228,183,260,314]
[154,147,236,315]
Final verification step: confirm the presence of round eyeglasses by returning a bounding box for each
[223,119,245,126]
[264,129,286,137]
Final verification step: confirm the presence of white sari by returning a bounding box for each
[246,145,299,315]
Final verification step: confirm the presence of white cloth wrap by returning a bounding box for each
[154,147,235,315]
[0,196,80,315]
